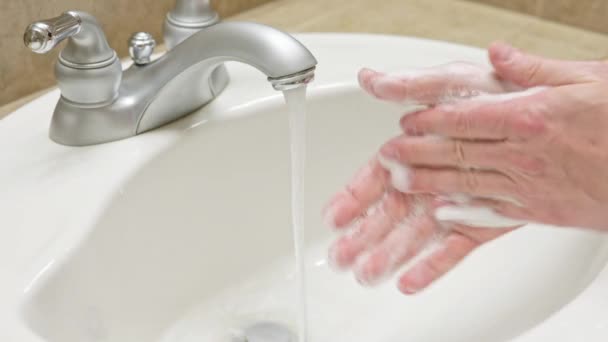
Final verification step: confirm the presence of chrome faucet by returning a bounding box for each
[23,1,317,146]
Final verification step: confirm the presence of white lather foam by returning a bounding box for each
[377,155,528,228]
[435,205,527,228]
[377,155,411,193]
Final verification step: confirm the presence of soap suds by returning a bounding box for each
[377,155,411,193]
[435,205,527,228]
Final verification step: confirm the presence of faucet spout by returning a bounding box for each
[269,67,316,91]
[131,21,317,134]
[162,21,317,80]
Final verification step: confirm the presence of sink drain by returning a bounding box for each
[234,321,296,342]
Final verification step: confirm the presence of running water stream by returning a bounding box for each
[283,86,309,342]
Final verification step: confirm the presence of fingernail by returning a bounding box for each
[379,144,399,159]
[398,267,428,295]
[358,68,380,91]
[404,125,419,136]
[322,205,338,230]
[328,244,349,271]
[399,116,420,136]
[370,75,406,101]
[398,281,419,295]
[358,67,377,78]
[492,42,516,62]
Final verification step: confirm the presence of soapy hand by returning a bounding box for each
[392,43,608,230]
[325,51,522,294]
[325,42,608,294]
[324,161,516,294]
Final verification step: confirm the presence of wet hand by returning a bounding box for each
[324,51,528,294]
[392,43,608,230]
[323,157,514,294]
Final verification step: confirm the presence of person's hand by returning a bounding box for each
[391,42,608,231]
[324,159,515,294]
[324,53,526,294]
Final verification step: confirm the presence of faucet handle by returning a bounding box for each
[24,11,81,54]
[24,10,122,105]
[128,32,156,65]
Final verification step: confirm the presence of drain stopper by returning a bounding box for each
[238,321,295,342]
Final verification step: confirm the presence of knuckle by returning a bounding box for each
[454,111,471,135]
[511,107,547,138]
[463,171,480,193]
[401,115,424,135]
[452,141,466,166]
[425,257,445,276]
[523,60,543,85]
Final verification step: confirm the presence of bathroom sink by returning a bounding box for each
[2,34,608,342]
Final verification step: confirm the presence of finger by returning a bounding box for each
[489,41,601,87]
[397,232,478,294]
[328,190,414,269]
[358,68,378,96]
[323,157,390,229]
[380,135,512,170]
[357,63,514,105]
[399,92,547,140]
[408,167,521,200]
[353,203,437,286]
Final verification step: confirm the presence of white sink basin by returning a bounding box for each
[3,34,608,342]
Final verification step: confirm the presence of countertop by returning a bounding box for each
[2,0,608,117]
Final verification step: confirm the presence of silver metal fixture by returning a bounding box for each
[24,11,122,106]
[23,3,317,146]
[234,321,295,342]
[128,32,156,65]
[24,12,81,54]
[164,0,220,50]
[269,67,316,91]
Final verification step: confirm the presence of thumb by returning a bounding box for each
[489,41,596,87]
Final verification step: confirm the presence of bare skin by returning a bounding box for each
[324,42,608,294]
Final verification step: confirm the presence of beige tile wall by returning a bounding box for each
[466,0,608,34]
[0,0,274,106]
